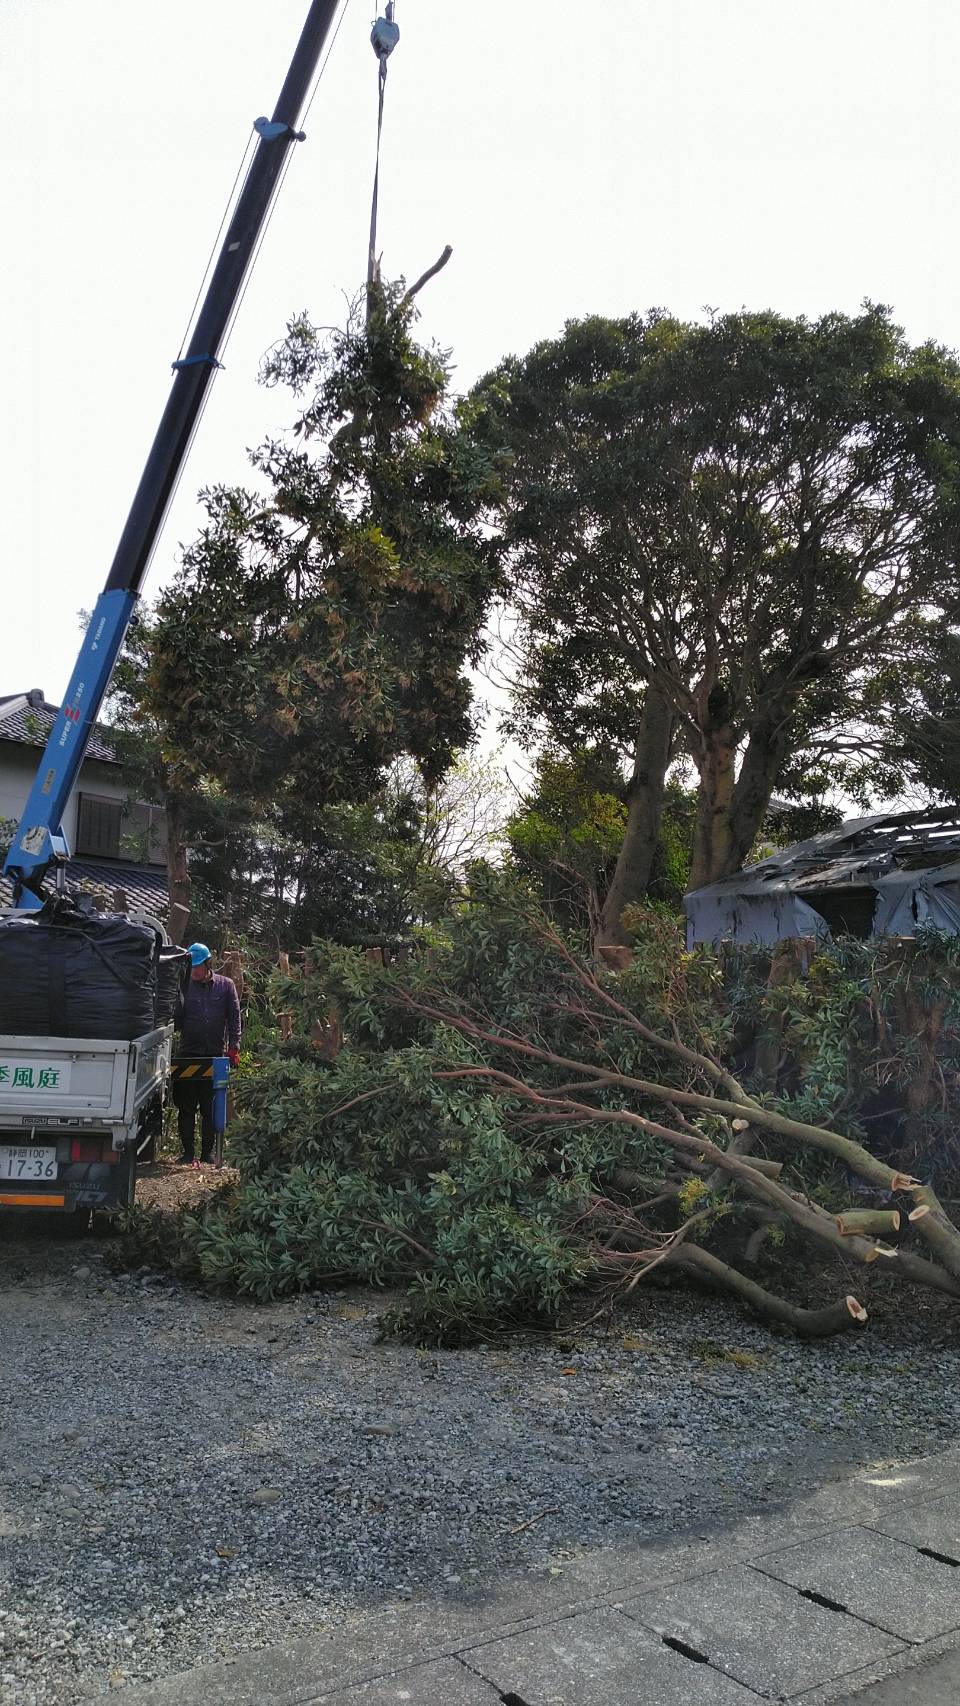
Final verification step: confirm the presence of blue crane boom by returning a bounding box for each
[4,0,342,909]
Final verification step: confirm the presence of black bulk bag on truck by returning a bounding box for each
[0,897,159,1041]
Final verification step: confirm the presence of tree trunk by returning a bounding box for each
[597,687,673,946]
[725,719,792,873]
[688,715,791,891]
[688,722,738,890]
[165,795,191,945]
[754,936,816,1087]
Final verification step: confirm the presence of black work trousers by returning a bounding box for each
[173,1078,215,1162]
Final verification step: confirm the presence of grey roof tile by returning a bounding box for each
[0,695,117,765]
[0,858,168,916]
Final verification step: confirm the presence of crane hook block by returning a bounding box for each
[370,16,400,59]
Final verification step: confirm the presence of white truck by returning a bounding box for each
[0,1024,172,1227]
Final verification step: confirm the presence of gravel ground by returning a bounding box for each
[2,1182,960,1704]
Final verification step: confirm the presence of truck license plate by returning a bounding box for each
[0,1146,57,1181]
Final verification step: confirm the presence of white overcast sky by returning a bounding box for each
[0,0,957,710]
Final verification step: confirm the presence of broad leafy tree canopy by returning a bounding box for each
[476,304,960,889]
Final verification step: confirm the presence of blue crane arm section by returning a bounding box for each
[6,591,138,905]
[4,0,342,908]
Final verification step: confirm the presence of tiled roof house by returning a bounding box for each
[0,689,169,914]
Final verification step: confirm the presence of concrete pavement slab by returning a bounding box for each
[106,1602,530,1706]
[871,1449,960,1500]
[831,1644,960,1702]
[467,1607,759,1704]
[755,1526,960,1643]
[621,1565,903,1698]
[320,1659,501,1704]
[110,1542,767,1706]
[108,1565,682,1706]
[869,1491,960,1563]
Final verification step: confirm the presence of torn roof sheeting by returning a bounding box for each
[684,808,960,948]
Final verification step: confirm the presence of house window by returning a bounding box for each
[76,794,122,858]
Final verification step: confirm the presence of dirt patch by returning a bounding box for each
[134,1159,238,1216]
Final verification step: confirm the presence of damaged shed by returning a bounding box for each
[685,808,960,948]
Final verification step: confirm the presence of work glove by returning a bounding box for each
[227,1048,240,1068]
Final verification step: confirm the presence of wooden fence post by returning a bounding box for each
[310,1011,343,1062]
[220,950,245,999]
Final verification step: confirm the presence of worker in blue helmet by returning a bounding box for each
[173,944,241,1166]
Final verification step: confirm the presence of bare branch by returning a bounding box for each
[401,245,453,307]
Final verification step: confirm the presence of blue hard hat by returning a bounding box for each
[188,942,211,967]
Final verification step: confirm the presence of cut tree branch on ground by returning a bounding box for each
[432,1064,960,1301]
[397,975,960,1282]
[366,922,960,1334]
[662,1245,868,1338]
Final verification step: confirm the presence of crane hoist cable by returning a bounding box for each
[368,3,400,300]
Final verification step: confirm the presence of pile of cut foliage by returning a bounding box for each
[170,874,960,1342]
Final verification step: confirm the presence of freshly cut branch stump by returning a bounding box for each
[168,901,190,946]
[835,1210,901,1237]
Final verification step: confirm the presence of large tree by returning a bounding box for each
[146,279,504,829]
[476,306,960,941]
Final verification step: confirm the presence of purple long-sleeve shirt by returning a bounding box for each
[178,973,241,1056]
